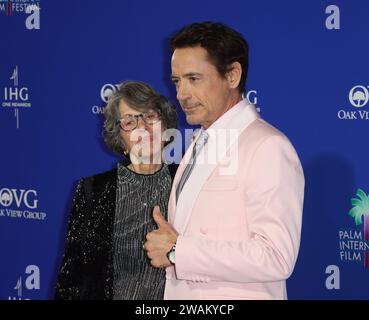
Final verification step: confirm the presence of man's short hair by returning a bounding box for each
[170,21,249,94]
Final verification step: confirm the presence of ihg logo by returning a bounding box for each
[9,265,40,300]
[0,188,38,209]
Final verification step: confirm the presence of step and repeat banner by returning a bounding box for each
[0,0,368,300]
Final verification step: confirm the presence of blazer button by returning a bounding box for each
[200,227,208,235]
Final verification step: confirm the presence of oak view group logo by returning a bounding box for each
[0,187,47,221]
[337,85,369,121]
[91,83,119,115]
[338,189,369,268]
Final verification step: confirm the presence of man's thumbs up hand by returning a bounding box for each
[144,206,178,268]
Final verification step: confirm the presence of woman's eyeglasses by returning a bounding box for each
[116,110,161,131]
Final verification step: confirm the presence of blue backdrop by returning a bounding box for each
[1,0,368,300]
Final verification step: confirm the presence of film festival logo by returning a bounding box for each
[1,65,32,129]
[337,85,369,121]
[8,265,40,300]
[0,187,47,221]
[0,0,40,30]
[338,188,369,268]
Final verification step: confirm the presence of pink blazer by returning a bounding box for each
[164,101,305,300]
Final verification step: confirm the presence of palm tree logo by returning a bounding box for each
[348,188,369,268]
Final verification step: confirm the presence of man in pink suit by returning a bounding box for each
[144,21,305,300]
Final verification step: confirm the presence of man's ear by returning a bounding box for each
[226,62,242,89]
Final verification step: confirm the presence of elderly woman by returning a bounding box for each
[55,81,178,300]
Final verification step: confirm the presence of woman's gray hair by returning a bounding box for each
[103,81,178,155]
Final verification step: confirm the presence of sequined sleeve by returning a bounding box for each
[54,178,89,300]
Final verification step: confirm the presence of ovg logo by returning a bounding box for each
[0,188,38,209]
[349,86,369,108]
[338,188,369,269]
[0,187,47,221]
[2,65,32,128]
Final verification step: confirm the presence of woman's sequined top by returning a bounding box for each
[113,163,171,299]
